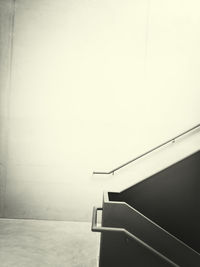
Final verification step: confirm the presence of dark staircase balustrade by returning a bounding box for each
[92,151,200,266]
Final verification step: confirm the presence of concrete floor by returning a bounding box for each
[0,219,100,267]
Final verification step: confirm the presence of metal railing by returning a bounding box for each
[93,123,200,175]
[92,207,178,266]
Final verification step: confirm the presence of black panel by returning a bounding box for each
[99,231,173,267]
[102,201,200,266]
[118,151,200,253]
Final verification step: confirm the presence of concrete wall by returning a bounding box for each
[0,0,200,221]
[0,0,14,217]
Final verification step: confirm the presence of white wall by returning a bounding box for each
[1,0,200,221]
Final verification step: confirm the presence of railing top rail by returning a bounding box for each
[93,123,200,175]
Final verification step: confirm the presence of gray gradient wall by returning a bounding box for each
[0,0,200,222]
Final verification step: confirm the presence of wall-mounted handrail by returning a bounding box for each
[93,123,200,175]
[92,207,178,266]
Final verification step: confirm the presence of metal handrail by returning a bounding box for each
[92,207,178,266]
[93,123,200,175]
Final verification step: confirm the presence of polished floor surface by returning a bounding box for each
[0,218,100,267]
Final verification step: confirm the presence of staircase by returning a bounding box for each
[92,125,200,266]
